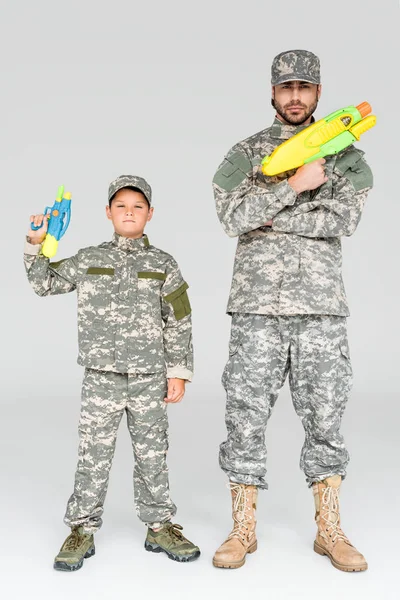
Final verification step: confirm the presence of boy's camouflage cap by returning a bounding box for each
[108,175,152,205]
[271,49,321,85]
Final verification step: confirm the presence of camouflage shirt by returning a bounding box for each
[24,232,193,379]
[213,117,373,316]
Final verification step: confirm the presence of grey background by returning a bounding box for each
[1,0,399,598]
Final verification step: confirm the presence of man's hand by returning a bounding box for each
[164,378,186,404]
[288,158,328,194]
[28,213,49,245]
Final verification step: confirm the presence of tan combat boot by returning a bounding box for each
[312,475,367,572]
[213,482,258,569]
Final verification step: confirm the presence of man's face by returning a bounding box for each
[106,189,153,238]
[272,81,321,125]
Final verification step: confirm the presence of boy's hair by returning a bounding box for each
[109,186,150,208]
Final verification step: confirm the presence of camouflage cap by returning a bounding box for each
[108,175,152,205]
[271,49,320,85]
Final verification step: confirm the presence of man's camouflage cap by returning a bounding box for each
[108,175,152,205]
[271,49,321,85]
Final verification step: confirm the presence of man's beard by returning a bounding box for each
[272,95,318,125]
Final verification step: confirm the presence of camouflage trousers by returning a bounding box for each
[64,369,176,533]
[220,314,352,488]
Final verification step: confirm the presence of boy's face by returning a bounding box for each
[106,189,153,238]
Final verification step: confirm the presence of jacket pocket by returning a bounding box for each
[86,267,115,275]
[213,151,252,192]
[81,267,115,311]
[137,272,164,313]
[163,282,191,321]
[137,271,167,281]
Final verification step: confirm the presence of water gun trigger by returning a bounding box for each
[59,208,71,238]
[30,209,51,231]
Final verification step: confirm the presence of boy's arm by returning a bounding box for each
[272,150,373,238]
[213,144,298,238]
[24,238,79,296]
[161,258,193,382]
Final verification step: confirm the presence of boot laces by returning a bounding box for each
[321,485,350,544]
[165,523,185,541]
[64,529,85,551]
[227,483,253,543]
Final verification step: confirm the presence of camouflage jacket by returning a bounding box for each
[213,117,373,316]
[24,233,193,379]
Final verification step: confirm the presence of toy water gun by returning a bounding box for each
[31,185,72,258]
[261,102,376,176]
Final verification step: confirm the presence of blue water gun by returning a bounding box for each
[31,185,72,258]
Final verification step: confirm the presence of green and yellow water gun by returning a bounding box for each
[261,102,376,176]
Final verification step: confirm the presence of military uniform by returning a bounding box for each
[213,53,373,488]
[24,175,193,532]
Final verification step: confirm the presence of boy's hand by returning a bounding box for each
[165,378,186,404]
[28,213,49,245]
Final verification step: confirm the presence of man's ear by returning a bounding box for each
[317,84,322,100]
[271,85,275,100]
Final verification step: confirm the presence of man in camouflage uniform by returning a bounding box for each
[212,50,372,572]
[24,175,200,570]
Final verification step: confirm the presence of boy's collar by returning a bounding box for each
[269,115,315,140]
[112,232,150,251]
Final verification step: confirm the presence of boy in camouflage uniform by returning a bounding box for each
[212,50,372,572]
[24,175,200,571]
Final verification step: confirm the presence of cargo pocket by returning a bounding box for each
[163,282,191,321]
[228,313,245,357]
[338,340,353,398]
[339,341,351,360]
[228,331,241,357]
[221,322,243,388]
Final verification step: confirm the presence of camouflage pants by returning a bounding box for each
[220,314,352,488]
[64,369,176,533]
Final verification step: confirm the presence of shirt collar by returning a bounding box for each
[269,116,315,140]
[112,232,150,251]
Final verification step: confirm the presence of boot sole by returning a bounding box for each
[53,545,96,572]
[313,541,368,572]
[144,541,200,563]
[212,540,258,569]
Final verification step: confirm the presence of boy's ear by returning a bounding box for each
[147,207,154,222]
[106,205,112,220]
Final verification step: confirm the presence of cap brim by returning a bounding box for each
[272,75,320,85]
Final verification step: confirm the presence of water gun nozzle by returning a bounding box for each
[356,102,371,118]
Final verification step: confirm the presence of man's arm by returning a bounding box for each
[213,145,298,237]
[272,150,373,238]
[161,258,193,382]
